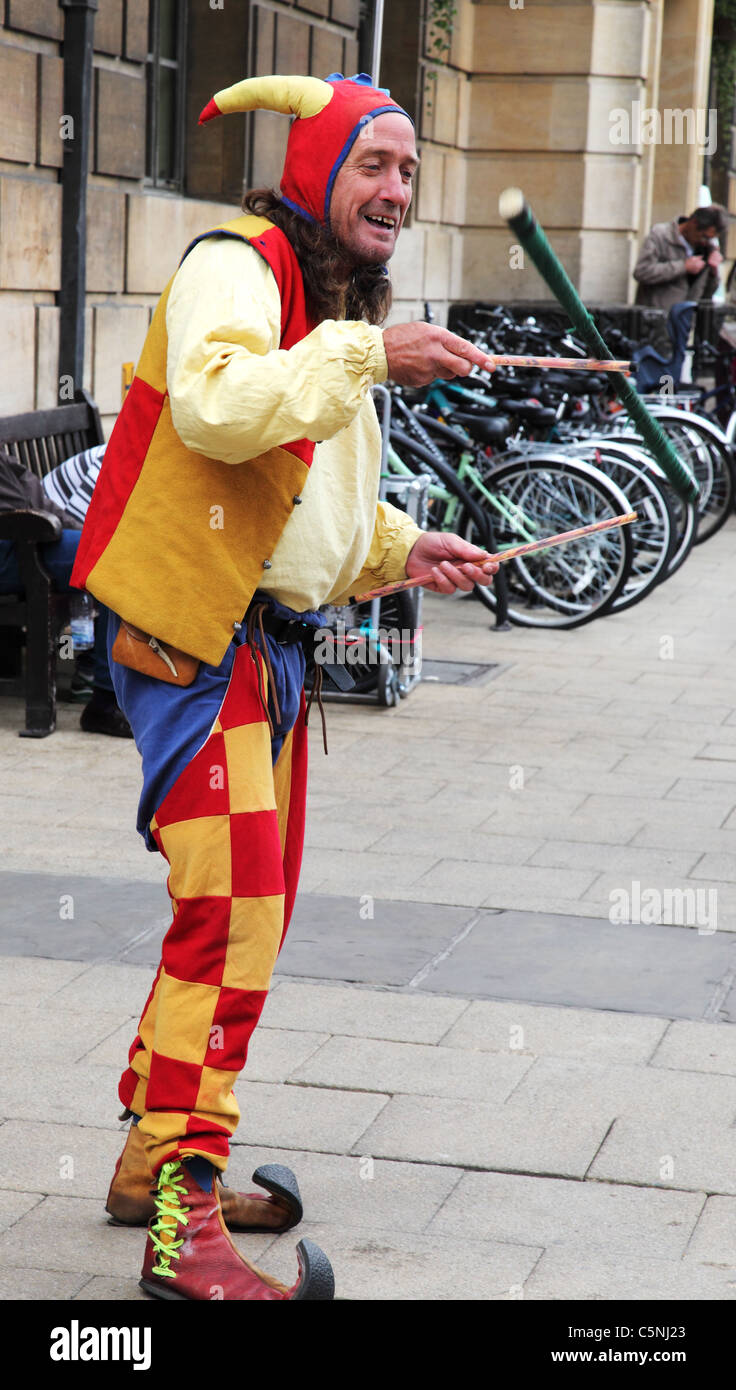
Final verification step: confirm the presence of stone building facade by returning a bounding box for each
[0,0,718,433]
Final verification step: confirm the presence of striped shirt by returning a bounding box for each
[42,444,105,525]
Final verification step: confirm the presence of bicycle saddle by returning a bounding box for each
[449,412,513,445]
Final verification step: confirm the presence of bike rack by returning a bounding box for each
[304,386,427,707]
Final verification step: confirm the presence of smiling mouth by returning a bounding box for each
[364,214,397,231]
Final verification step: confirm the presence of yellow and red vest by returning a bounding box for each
[71,214,317,666]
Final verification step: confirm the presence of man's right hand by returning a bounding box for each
[684,255,706,274]
[383,322,495,386]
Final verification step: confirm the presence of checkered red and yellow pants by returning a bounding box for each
[118,641,308,1176]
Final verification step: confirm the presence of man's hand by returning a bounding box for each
[684,255,706,274]
[383,322,495,386]
[405,531,499,594]
[707,248,724,269]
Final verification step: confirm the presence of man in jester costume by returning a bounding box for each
[71,71,497,1301]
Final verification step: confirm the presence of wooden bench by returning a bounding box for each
[0,390,104,737]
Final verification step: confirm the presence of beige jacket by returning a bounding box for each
[633,218,719,311]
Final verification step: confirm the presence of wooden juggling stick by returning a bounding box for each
[486,355,630,373]
[353,511,638,602]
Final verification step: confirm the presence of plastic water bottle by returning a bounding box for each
[70,592,95,652]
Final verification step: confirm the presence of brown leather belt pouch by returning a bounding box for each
[111,621,200,686]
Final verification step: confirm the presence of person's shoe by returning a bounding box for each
[65,661,95,702]
[140,1160,333,1301]
[80,689,133,738]
[106,1122,303,1232]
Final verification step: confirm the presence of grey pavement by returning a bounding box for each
[1,519,736,1299]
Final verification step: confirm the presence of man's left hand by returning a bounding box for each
[708,249,723,269]
[405,532,499,594]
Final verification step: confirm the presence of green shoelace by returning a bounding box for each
[150,1160,191,1278]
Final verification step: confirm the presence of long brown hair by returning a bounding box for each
[241,188,392,326]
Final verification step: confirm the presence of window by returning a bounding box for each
[146,0,188,189]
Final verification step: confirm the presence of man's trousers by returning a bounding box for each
[117,639,308,1177]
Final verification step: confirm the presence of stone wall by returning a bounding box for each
[388,0,716,322]
[0,0,719,421]
[0,0,362,433]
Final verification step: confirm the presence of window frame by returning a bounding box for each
[145,0,189,192]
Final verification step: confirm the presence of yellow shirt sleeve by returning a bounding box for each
[328,500,424,605]
[165,235,388,464]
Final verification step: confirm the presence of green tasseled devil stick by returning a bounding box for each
[498,188,699,505]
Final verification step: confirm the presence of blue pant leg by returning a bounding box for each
[0,530,80,593]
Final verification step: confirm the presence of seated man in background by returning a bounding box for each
[0,444,128,737]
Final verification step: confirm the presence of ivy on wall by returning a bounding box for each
[424,0,457,115]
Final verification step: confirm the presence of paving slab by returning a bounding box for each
[0,1189,45,1234]
[414,910,736,1018]
[589,1118,736,1195]
[427,1170,704,1258]
[528,840,702,878]
[617,752,736,783]
[0,1121,128,1198]
[230,1079,388,1154]
[236,1027,331,1084]
[256,1221,542,1301]
[72,1276,147,1300]
[301,847,443,898]
[692,854,736,883]
[0,1195,145,1276]
[0,872,169,960]
[0,955,89,1007]
[650,1019,736,1075]
[0,1004,138,1066]
[82,1018,145,1067]
[0,1063,125,1129]
[261,981,469,1043]
[480,805,644,845]
[225,1144,465,1234]
[418,860,598,908]
[524,1247,736,1301]
[275,894,481,986]
[509,1055,736,1127]
[440,1000,668,1062]
[368,827,542,865]
[0,1266,90,1300]
[581,792,731,830]
[289,1034,534,1102]
[355,1093,611,1177]
[46,962,158,1016]
[684,1195,736,1266]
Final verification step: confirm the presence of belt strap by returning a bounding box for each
[245,600,329,755]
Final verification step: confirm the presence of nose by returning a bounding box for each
[378,163,409,209]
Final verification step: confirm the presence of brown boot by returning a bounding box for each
[140,1160,333,1301]
[106,1124,303,1232]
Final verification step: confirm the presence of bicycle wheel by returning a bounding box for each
[593,435,698,578]
[561,441,676,610]
[610,406,733,543]
[460,456,634,628]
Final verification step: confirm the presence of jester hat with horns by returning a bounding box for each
[199,72,413,229]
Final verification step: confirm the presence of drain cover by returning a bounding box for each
[420,660,503,686]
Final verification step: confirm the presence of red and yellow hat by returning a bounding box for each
[199,72,412,229]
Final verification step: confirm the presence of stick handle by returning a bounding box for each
[353,511,638,602]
